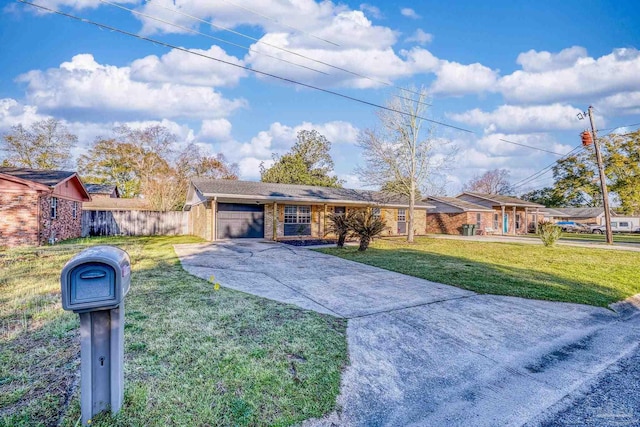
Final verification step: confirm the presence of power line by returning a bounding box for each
[511,120,640,191]
[99,0,329,75]
[498,138,565,156]
[217,0,340,47]
[19,1,474,134]
[511,145,585,190]
[144,0,430,105]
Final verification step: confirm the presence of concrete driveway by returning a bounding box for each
[174,240,640,427]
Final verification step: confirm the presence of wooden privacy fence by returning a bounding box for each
[82,210,189,237]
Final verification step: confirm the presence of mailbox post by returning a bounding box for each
[61,246,131,425]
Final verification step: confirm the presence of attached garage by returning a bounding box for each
[216,203,264,239]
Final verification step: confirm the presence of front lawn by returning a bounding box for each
[317,237,640,307]
[1,236,347,427]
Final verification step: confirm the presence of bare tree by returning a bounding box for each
[357,87,455,243]
[463,169,513,195]
[1,118,77,169]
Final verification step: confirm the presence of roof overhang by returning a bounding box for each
[458,192,544,208]
[197,192,435,209]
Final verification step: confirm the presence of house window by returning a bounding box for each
[619,221,629,228]
[334,206,346,216]
[51,197,58,219]
[493,213,499,229]
[397,208,406,222]
[372,208,381,218]
[72,201,78,219]
[516,213,521,229]
[284,205,311,236]
[476,213,482,228]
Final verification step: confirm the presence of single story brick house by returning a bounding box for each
[546,207,613,224]
[424,196,495,235]
[185,179,435,241]
[0,167,91,246]
[455,192,545,235]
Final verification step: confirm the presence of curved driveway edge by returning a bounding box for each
[174,241,640,427]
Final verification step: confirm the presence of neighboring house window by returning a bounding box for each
[619,221,629,228]
[51,197,58,219]
[493,213,499,229]
[72,201,78,219]
[476,213,482,228]
[397,208,406,222]
[372,208,381,218]
[516,213,521,229]
[284,205,311,236]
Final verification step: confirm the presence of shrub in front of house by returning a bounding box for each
[348,210,387,251]
[538,221,562,247]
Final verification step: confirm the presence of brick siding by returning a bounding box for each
[0,192,40,246]
[39,196,82,244]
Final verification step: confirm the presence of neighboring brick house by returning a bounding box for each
[185,179,434,241]
[0,167,91,247]
[546,207,614,225]
[456,192,545,235]
[425,196,494,235]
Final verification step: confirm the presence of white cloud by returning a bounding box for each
[0,99,48,132]
[400,8,420,19]
[17,54,246,121]
[516,46,587,72]
[499,47,640,104]
[431,61,499,95]
[449,104,588,133]
[238,157,268,180]
[359,3,383,19]
[598,91,640,116]
[130,45,247,87]
[405,29,433,45]
[199,119,233,140]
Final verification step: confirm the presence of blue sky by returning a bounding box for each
[2,0,640,194]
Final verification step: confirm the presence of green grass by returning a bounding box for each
[317,237,640,307]
[1,236,347,427]
[517,232,640,244]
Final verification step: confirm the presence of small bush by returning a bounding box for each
[325,212,351,248]
[538,221,562,247]
[348,210,387,251]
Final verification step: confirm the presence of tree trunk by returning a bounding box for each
[408,180,415,243]
[358,237,370,251]
[337,232,346,248]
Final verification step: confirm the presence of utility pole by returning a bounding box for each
[587,106,613,244]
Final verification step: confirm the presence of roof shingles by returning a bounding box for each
[191,179,434,208]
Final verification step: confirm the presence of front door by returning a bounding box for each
[503,213,509,234]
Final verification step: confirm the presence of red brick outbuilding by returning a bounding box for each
[0,167,91,247]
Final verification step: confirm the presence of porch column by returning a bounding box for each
[211,197,217,241]
[323,204,328,237]
[273,202,278,241]
[535,208,539,234]
[512,206,516,235]
[501,206,505,235]
[525,207,529,234]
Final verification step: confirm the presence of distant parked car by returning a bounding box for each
[555,221,589,233]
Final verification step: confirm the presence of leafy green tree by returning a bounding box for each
[1,118,76,169]
[260,129,343,187]
[520,187,567,207]
[604,129,640,215]
[551,149,600,207]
